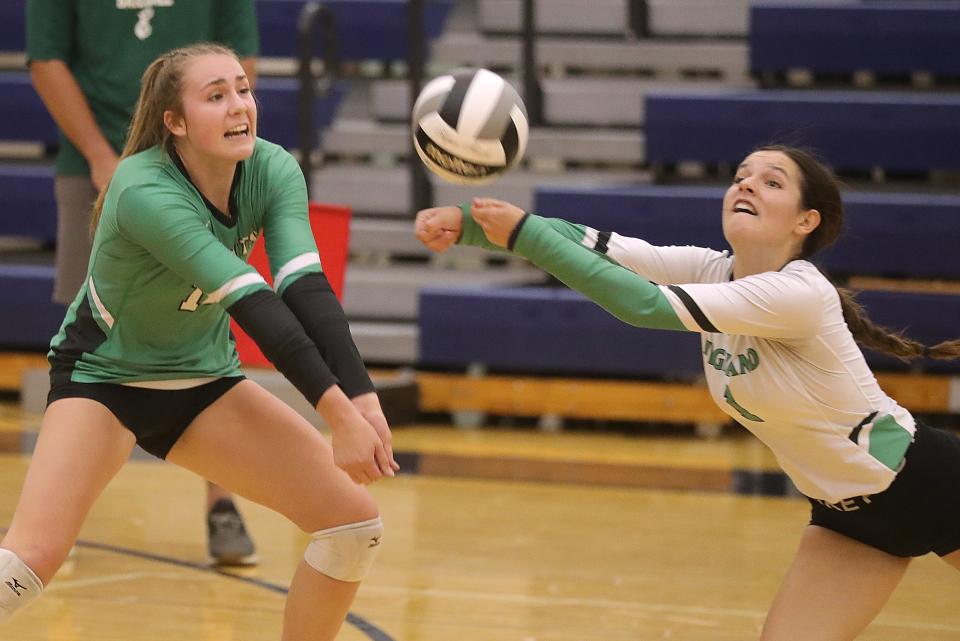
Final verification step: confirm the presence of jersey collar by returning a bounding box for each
[169,149,243,228]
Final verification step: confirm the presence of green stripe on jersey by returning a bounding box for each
[869,414,912,471]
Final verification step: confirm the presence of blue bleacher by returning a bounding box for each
[0,72,57,146]
[256,0,453,60]
[419,286,960,379]
[750,2,960,78]
[0,164,56,244]
[533,185,960,280]
[0,264,61,349]
[419,286,704,379]
[0,2,25,53]
[644,90,960,173]
[255,76,345,149]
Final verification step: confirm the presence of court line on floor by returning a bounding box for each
[362,584,960,634]
[75,538,396,641]
[0,530,395,641]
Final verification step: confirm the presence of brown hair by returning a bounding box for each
[758,144,960,362]
[90,42,239,231]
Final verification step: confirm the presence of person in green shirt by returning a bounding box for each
[27,0,261,566]
[0,43,398,639]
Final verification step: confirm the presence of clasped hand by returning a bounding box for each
[322,388,400,485]
[414,197,526,251]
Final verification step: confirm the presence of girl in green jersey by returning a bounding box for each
[0,44,396,641]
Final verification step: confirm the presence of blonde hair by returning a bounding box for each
[90,42,239,231]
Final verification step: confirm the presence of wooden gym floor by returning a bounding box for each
[0,365,959,639]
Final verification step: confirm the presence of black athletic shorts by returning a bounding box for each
[47,376,245,459]
[808,421,960,557]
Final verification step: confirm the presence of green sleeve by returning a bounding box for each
[260,149,323,295]
[455,202,504,252]
[513,214,687,331]
[26,0,75,62]
[455,202,616,265]
[116,185,268,308]
[215,0,260,57]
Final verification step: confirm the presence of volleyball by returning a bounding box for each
[411,68,529,185]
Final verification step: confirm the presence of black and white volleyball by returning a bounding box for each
[412,68,529,185]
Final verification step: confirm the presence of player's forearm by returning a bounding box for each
[512,214,686,331]
[30,60,116,164]
[281,273,374,398]
[457,203,610,259]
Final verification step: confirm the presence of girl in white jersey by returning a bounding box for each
[415,145,960,641]
[0,44,398,640]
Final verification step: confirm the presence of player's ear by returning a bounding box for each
[796,208,821,236]
[163,110,186,137]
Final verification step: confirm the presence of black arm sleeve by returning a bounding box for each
[281,272,375,398]
[227,289,339,406]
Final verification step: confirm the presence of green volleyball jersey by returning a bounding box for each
[50,138,323,384]
[26,0,258,176]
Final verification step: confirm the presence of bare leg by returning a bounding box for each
[283,560,361,639]
[205,480,234,510]
[1,399,135,584]
[941,548,960,571]
[761,525,910,641]
[166,380,378,641]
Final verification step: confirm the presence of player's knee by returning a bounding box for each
[303,516,383,582]
[0,549,43,622]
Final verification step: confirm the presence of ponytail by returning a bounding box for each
[836,287,960,362]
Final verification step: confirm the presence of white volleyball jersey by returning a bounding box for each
[607,233,915,503]
[460,211,917,504]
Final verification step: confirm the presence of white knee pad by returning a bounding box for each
[304,516,383,583]
[0,549,43,622]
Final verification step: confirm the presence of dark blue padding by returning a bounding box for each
[0,163,56,243]
[419,286,960,378]
[255,76,345,149]
[256,0,453,60]
[0,1,25,53]
[0,72,58,145]
[644,90,960,173]
[0,264,63,349]
[533,185,960,280]
[419,286,704,379]
[750,2,960,77]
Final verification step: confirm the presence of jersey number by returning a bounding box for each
[723,385,764,422]
[179,287,205,312]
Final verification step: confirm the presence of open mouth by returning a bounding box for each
[733,199,757,215]
[224,124,250,139]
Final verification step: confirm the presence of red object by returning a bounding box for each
[232,202,352,368]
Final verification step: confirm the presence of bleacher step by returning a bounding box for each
[431,32,749,79]
[325,120,645,165]
[311,165,647,216]
[343,263,546,320]
[478,0,750,37]
[371,77,754,127]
